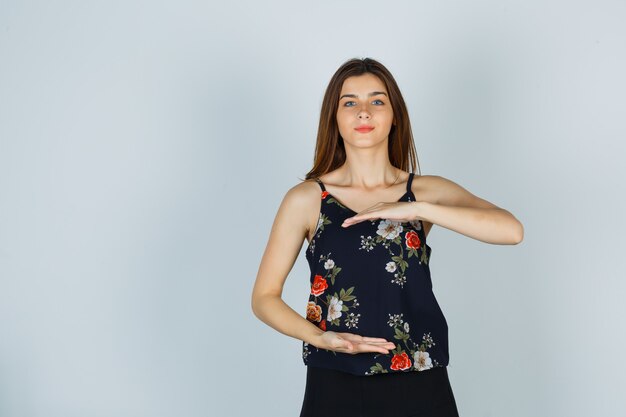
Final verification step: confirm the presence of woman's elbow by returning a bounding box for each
[251,291,280,319]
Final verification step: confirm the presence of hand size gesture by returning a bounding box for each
[342,201,424,228]
[316,331,396,355]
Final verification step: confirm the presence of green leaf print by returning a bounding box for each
[330,266,342,285]
[367,363,389,374]
[339,286,355,301]
[400,258,409,271]
[394,327,405,340]
[420,247,429,264]
[314,256,361,331]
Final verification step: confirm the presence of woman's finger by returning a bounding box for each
[338,334,395,348]
[361,337,391,342]
[358,344,391,354]
[336,332,366,342]
[342,334,393,345]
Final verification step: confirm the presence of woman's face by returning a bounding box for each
[336,73,395,148]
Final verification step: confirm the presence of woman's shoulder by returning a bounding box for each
[279,177,324,211]
[411,173,481,206]
[410,174,446,204]
[294,176,325,194]
[413,173,440,182]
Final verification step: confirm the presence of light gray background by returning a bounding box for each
[1,1,625,416]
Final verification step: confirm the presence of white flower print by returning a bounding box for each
[409,219,422,230]
[327,296,343,321]
[302,342,311,360]
[380,313,440,375]
[385,261,397,273]
[413,350,433,371]
[344,312,361,329]
[422,332,435,348]
[359,235,376,252]
[324,259,335,270]
[391,274,407,287]
[306,254,361,335]
[376,219,403,240]
[387,313,404,327]
[308,214,330,257]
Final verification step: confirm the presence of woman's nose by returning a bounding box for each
[357,108,371,119]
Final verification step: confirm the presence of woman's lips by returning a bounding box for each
[355,126,375,133]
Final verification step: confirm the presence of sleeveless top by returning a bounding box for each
[302,172,450,376]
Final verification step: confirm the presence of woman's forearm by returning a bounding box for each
[252,294,325,347]
[415,201,524,244]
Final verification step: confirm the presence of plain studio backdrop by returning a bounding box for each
[1,1,625,416]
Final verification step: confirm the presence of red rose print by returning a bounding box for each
[321,190,329,199]
[405,230,421,249]
[319,319,326,331]
[311,275,328,296]
[390,351,412,371]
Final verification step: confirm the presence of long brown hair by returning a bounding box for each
[304,57,421,180]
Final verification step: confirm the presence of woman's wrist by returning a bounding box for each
[307,328,326,349]
[411,200,430,221]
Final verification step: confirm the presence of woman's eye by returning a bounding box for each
[343,99,384,107]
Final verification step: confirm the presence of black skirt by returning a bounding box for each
[299,365,460,417]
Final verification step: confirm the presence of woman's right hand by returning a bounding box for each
[314,331,396,355]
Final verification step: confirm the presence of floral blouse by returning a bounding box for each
[302,172,450,376]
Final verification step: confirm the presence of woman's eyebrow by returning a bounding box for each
[339,91,388,100]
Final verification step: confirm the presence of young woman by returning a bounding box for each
[251,57,523,417]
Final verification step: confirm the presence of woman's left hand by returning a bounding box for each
[342,201,426,227]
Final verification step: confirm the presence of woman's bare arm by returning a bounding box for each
[250,182,395,354]
[250,184,325,346]
[415,175,524,244]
